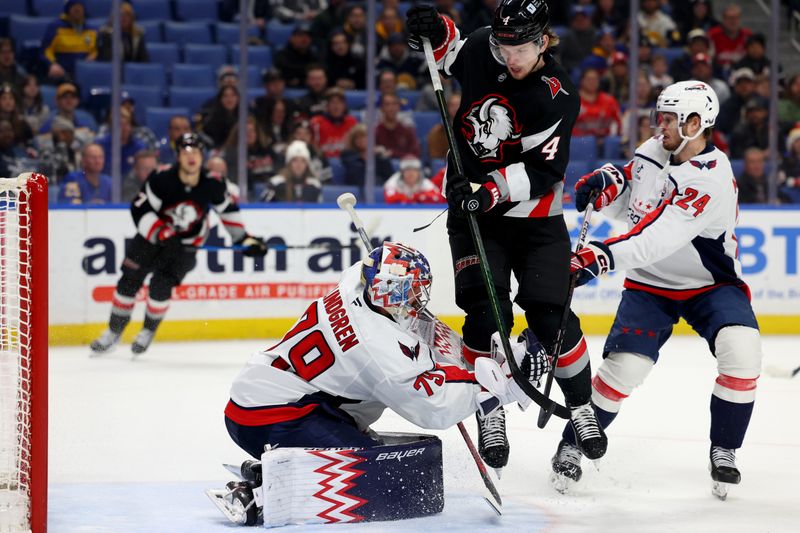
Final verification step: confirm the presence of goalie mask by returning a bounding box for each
[361,242,433,320]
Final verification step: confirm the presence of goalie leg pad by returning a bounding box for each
[259,433,444,527]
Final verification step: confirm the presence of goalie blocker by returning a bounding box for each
[208,433,443,527]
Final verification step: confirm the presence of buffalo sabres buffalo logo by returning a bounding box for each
[399,341,421,361]
[461,95,522,161]
[163,201,202,232]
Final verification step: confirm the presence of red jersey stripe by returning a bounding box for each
[435,364,476,383]
[225,400,318,426]
[529,189,555,217]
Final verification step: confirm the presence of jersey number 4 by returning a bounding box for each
[675,187,710,217]
[541,136,560,161]
[270,302,335,381]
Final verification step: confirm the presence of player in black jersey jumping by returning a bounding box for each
[407,0,606,472]
[90,133,267,357]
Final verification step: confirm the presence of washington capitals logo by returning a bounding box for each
[461,94,522,161]
[541,76,569,99]
[399,341,421,361]
[690,159,717,170]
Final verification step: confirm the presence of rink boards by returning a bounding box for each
[48,204,800,344]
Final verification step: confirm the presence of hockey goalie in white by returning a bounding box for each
[555,81,763,500]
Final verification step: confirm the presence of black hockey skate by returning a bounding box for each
[89,329,120,356]
[131,328,155,356]
[550,439,583,493]
[476,407,509,475]
[569,403,607,460]
[710,446,741,500]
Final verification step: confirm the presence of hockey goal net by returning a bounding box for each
[0,174,48,533]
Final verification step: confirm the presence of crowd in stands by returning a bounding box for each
[0,0,799,205]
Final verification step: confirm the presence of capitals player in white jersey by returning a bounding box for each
[225,241,549,460]
[552,81,763,500]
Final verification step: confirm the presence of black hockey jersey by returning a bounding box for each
[438,25,580,217]
[131,165,246,246]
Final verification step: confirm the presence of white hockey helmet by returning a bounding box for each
[655,80,720,133]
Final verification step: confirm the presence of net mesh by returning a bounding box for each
[0,178,32,532]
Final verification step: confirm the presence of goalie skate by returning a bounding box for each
[710,446,740,501]
[206,480,261,526]
[550,439,583,493]
[89,329,120,355]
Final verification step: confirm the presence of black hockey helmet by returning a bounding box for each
[491,0,549,46]
[175,132,205,154]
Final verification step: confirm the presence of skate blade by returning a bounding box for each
[89,344,118,358]
[206,488,247,525]
[223,463,244,479]
[493,468,503,480]
[549,471,575,494]
[711,481,730,501]
[591,458,603,472]
[483,496,502,516]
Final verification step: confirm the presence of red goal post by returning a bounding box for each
[0,173,48,533]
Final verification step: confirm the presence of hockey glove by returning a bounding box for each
[517,328,553,386]
[446,175,501,215]
[406,5,447,51]
[238,235,268,257]
[570,241,614,287]
[475,357,532,412]
[574,164,627,212]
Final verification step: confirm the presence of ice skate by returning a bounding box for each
[569,402,607,460]
[131,328,155,357]
[476,407,509,476]
[710,446,740,500]
[89,329,120,356]
[550,439,583,493]
[206,480,261,526]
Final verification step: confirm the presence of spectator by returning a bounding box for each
[729,96,769,158]
[342,5,368,60]
[428,92,461,159]
[648,54,674,93]
[310,0,348,51]
[621,71,656,151]
[778,73,800,127]
[262,99,292,153]
[375,7,404,49]
[377,33,423,91]
[340,124,394,188]
[263,140,321,202]
[779,127,800,202]
[325,30,365,91]
[252,68,299,130]
[753,72,771,99]
[57,143,112,204]
[558,5,597,73]
[223,116,279,194]
[122,150,157,202]
[198,67,240,123]
[717,67,756,133]
[157,115,191,165]
[296,65,329,118]
[590,25,619,64]
[39,82,97,135]
[592,0,627,35]
[384,156,444,204]
[271,0,324,23]
[670,28,713,83]
[375,93,420,159]
[201,86,240,149]
[274,23,320,88]
[206,156,228,178]
[735,148,767,204]
[95,93,158,151]
[96,1,148,62]
[95,108,147,176]
[375,70,414,116]
[42,0,97,82]
[287,120,330,181]
[0,84,33,145]
[690,53,730,104]
[638,0,680,48]
[0,38,26,90]
[732,34,775,77]
[602,52,630,104]
[310,88,357,158]
[0,119,26,179]
[679,0,719,39]
[708,4,752,70]
[36,116,83,182]
[573,67,622,138]
[20,76,50,134]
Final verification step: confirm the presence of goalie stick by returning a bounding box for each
[336,192,503,515]
[420,37,569,421]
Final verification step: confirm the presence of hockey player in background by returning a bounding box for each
[406,0,607,473]
[224,241,550,457]
[558,80,763,500]
[90,133,267,356]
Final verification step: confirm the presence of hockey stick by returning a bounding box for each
[420,37,568,420]
[336,191,502,514]
[765,364,800,378]
[536,192,598,429]
[196,242,339,252]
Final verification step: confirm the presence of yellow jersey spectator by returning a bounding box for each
[42,0,97,81]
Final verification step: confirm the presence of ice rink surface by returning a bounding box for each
[49,335,799,532]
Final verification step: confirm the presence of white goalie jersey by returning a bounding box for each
[600,137,746,298]
[227,264,481,431]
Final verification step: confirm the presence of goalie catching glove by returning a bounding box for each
[474,330,552,414]
[237,235,268,257]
